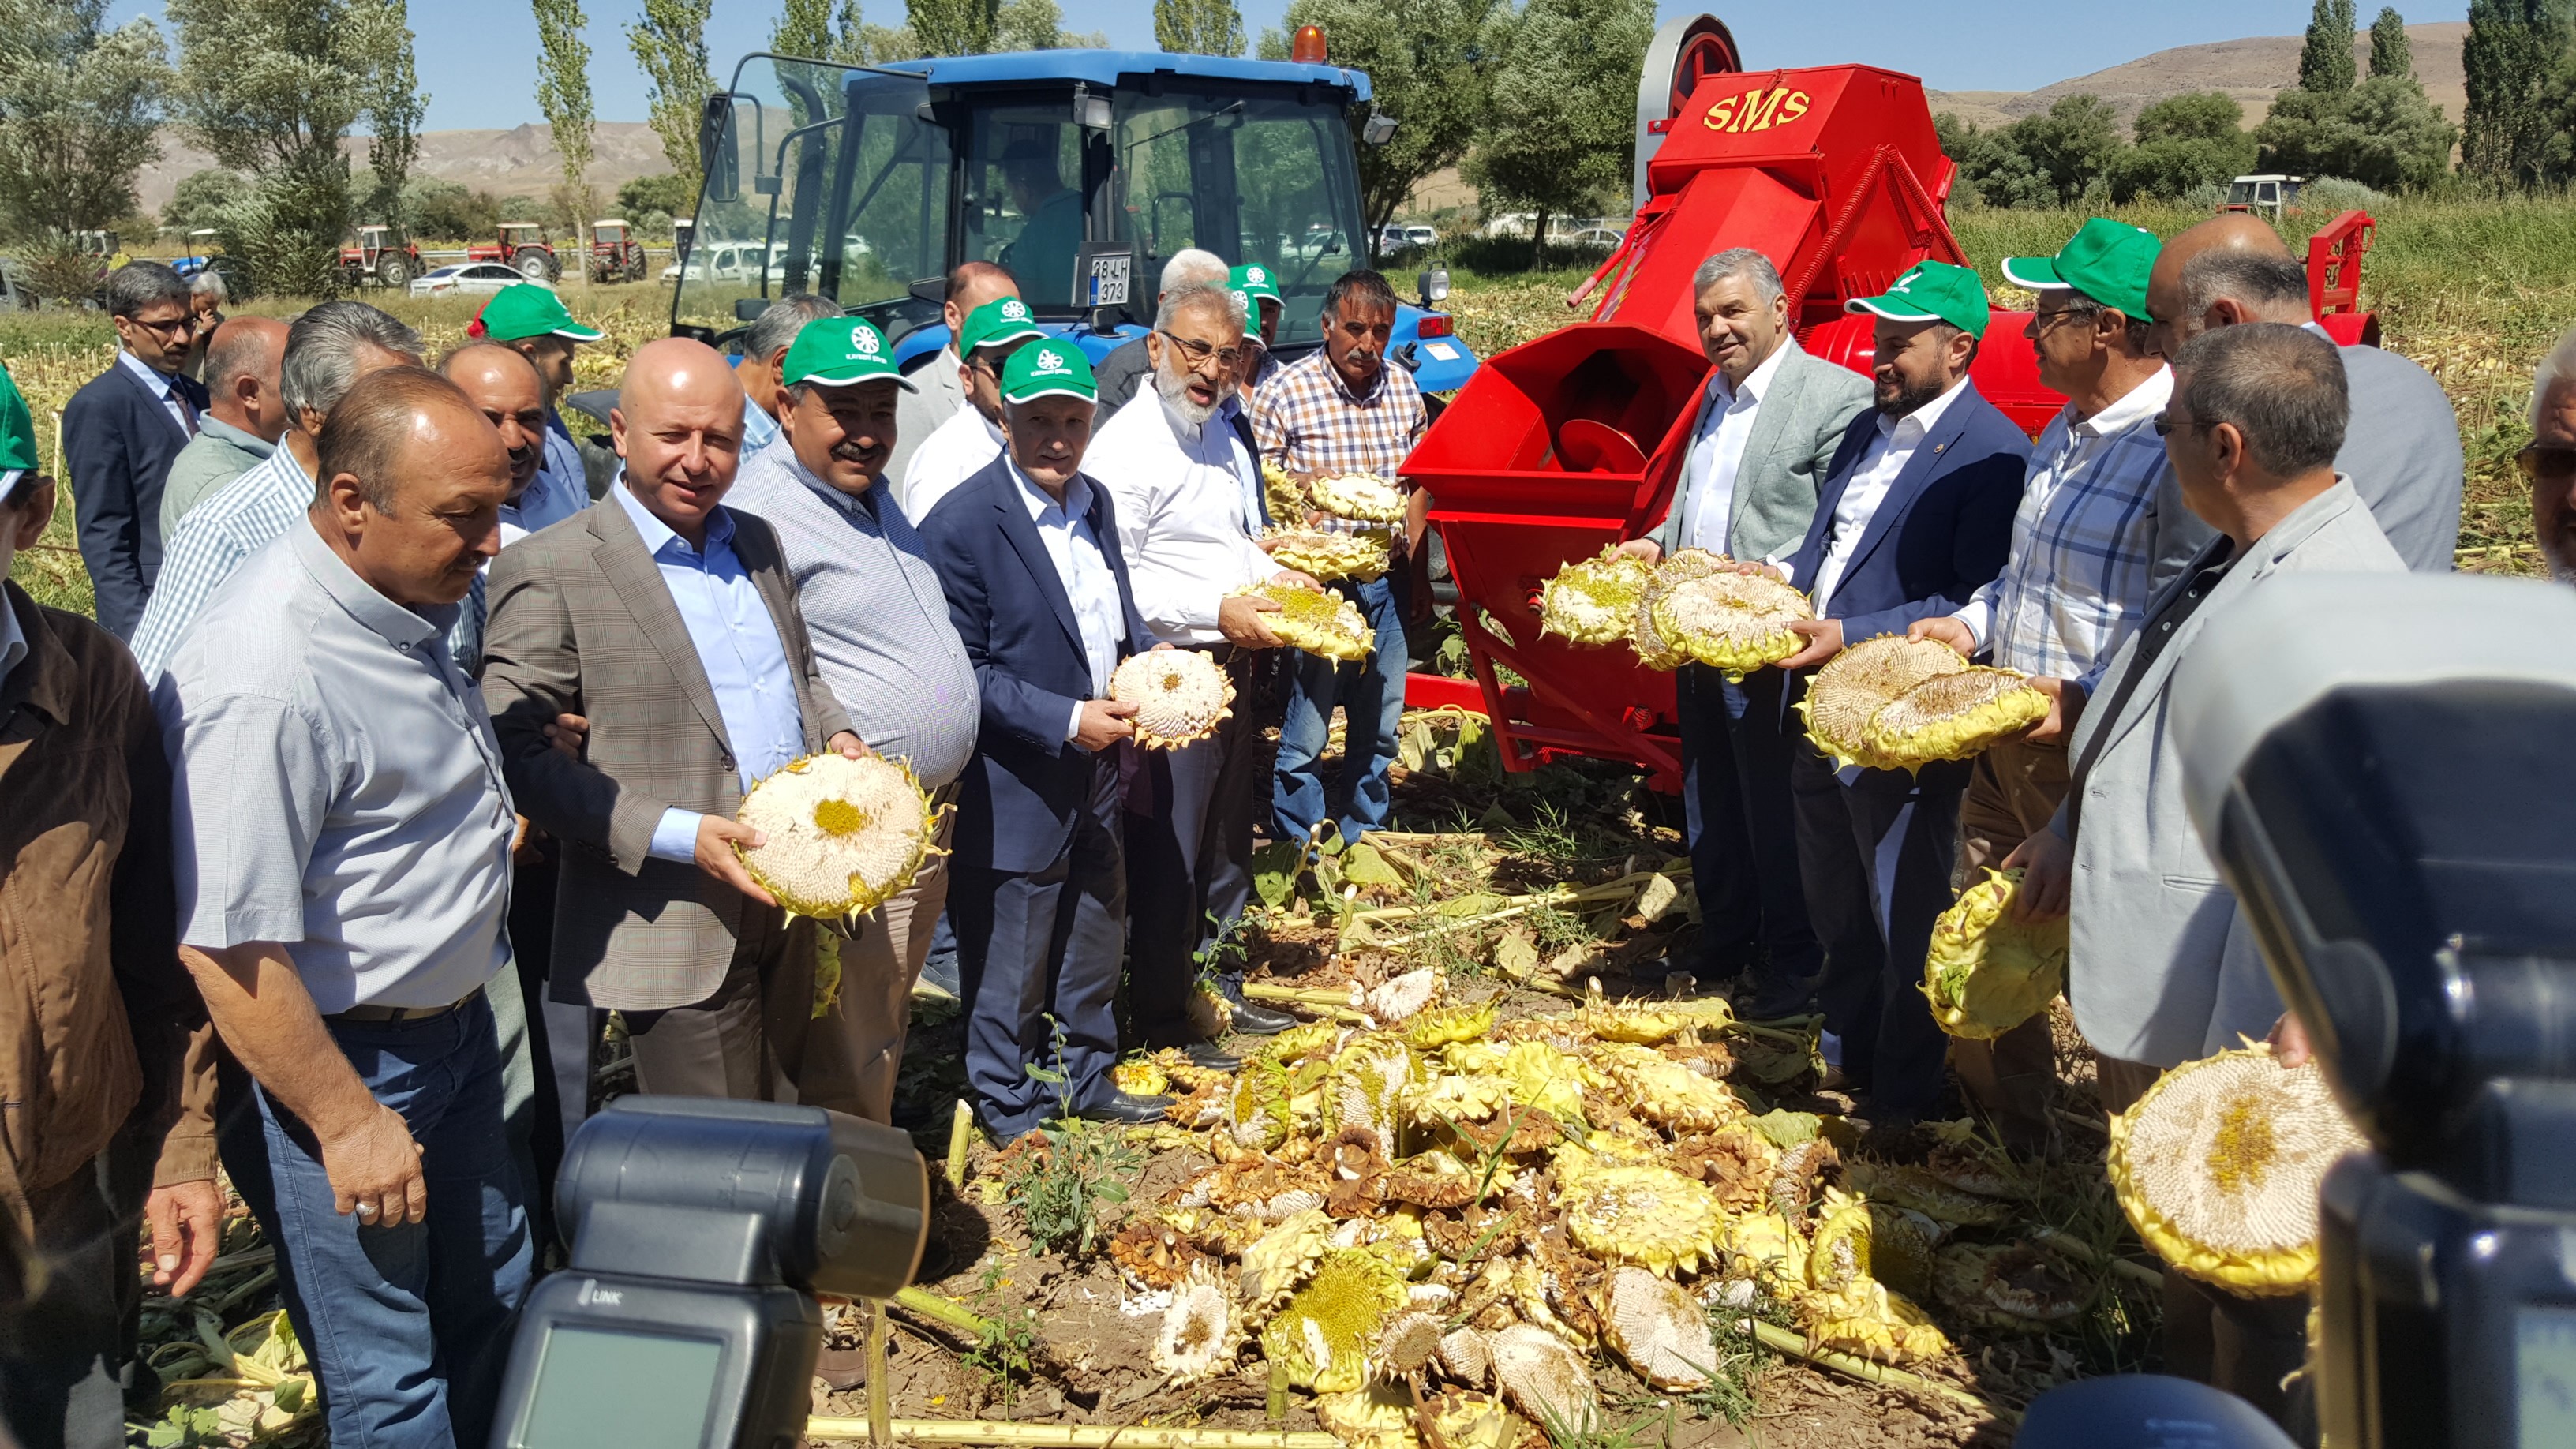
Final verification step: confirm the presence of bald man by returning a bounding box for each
[2147,214,2462,572]
[481,338,864,1106]
[159,315,289,538]
[891,259,1019,483]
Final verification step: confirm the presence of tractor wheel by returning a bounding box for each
[514,247,553,281]
[376,254,411,289]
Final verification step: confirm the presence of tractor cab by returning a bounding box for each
[675,49,1477,390]
[2222,174,2304,220]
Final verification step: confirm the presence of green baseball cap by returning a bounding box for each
[2001,217,2161,322]
[1846,260,1993,339]
[959,296,1046,357]
[1000,339,1096,404]
[0,362,38,482]
[1229,263,1282,309]
[475,283,605,343]
[781,316,918,391]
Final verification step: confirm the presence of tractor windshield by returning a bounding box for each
[678,54,953,335]
[1106,87,1365,348]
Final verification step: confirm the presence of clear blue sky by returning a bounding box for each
[111,0,2469,133]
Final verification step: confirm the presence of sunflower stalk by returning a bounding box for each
[805,1422,1340,1447]
[1745,1320,2009,1421]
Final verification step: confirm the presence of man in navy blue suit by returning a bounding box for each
[1742,262,2032,1129]
[63,261,210,638]
[915,342,1175,1140]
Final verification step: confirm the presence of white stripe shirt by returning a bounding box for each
[1085,388,1274,646]
[129,442,316,682]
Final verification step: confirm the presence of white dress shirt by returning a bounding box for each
[1007,460,1124,744]
[1086,388,1274,645]
[902,406,1006,524]
[1682,339,1795,555]
[1798,376,1970,612]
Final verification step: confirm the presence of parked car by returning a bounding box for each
[659,242,788,285]
[1563,227,1626,250]
[1376,223,1438,253]
[410,262,552,298]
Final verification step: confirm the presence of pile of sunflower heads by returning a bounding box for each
[1101,975,2099,1449]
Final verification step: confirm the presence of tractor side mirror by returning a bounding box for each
[1419,264,1451,307]
[1361,110,1398,146]
[700,93,740,204]
[1073,83,1111,133]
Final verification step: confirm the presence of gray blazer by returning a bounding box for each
[479,492,855,1012]
[888,345,964,488]
[2334,340,2463,574]
[1647,342,1871,562]
[2053,480,2404,1068]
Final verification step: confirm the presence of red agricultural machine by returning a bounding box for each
[1402,16,2379,791]
[337,224,425,289]
[469,222,564,281]
[588,219,649,283]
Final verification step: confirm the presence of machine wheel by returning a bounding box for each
[376,254,412,289]
[514,247,554,281]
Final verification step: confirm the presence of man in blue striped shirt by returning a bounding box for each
[128,303,425,681]
[1911,219,2213,1155]
[731,318,981,1122]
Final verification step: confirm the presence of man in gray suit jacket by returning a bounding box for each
[2147,215,2462,572]
[2007,324,2402,1421]
[482,339,865,1109]
[1621,248,1869,1006]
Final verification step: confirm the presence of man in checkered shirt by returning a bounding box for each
[1911,219,2216,1156]
[1252,270,1425,845]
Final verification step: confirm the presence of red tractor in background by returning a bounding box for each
[336,224,425,289]
[468,222,564,282]
[1402,15,2380,790]
[588,219,648,283]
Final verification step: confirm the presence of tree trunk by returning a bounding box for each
[1530,204,1551,270]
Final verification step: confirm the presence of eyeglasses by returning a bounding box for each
[125,313,193,338]
[2030,308,2091,333]
[1158,330,1243,372]
[2519,444,2576,481]
[2152,410,2213,438]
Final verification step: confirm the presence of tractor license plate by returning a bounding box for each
[1088,253,1132,307]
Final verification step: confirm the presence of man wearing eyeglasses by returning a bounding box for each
[1087,281,1310,1061]
[62,262,211,638]
[2525,328,2576,581]
[1907,219,2214,1158]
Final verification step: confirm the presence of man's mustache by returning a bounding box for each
[831,437,883,464]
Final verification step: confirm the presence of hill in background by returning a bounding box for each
[1925,21,2466,133]
[135,121,671,218]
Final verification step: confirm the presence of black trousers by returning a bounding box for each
[953,753,1128,1139]
[0,1129,147,1449]
[1125,646,1276,1046]
[1676,664,1818,1005]
[1792,739,1969,1125]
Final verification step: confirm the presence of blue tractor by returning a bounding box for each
[670,47,1480,394]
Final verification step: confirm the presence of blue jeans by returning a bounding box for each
[218,993,533,1449]
[1274,570,1407,844]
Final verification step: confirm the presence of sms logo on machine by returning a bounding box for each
[1704,86,1810,135]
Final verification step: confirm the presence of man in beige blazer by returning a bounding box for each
[1623,247,1870,1010]
[481,339,863,1106]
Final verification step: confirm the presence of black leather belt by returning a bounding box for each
[330,987,483,1024]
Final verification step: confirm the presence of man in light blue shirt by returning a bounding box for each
[159,368,528,1449]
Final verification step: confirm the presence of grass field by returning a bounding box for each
[13,197,2574,616]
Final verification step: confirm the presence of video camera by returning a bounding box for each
[2165,572,2576,1447]
[486,1096,930,1449]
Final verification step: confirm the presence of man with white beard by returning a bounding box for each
[2529,328,2576,581]
[1085,282,1310,1060]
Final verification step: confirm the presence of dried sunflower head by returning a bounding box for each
[1364,968,1443,1025]
[1805,1192,1940,1302]
[734,753,942,918]
[1488,1324,1598,1437]
[1538,548,1655,646]
[1153,1260,1241,1383]
[1921,869,2068,1039]
[1408,1073,1510,1126]
[1313,1387,1419,1449]
[1649,568,1814,679]
[1111,649,1236,750]
[1239,1208,1335,1320]
[1430,1390,1528,1449]
[1862,666,2050,767]
[1109,1215,1211,1290]
[1841,1161,2015,1227]
[1794,1275,1952,1365]
[1672,1125,1780,1211]
[1628,549,1724,670]
[1559,1163,1726,1275]
[1260,1248,1411,1391]
[1231,581,1373,660]
[1436,1327,1492,1388]
[1375,1310,1445,1376]
[2108,1046,2367,1296]
[1405,1002,1497,1050]
[1309,471,1407,523]
[1594,1043,1744,1133]
[1265,526,1395,582]
[1604,1266,1724,1391]
[1793,634,1970,772]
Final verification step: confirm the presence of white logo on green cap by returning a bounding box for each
[1035,346,1068,373]
[1246,266,1267,284]
[1002,299,1029,320]
[852,324,881,355]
